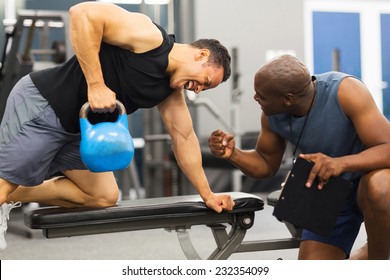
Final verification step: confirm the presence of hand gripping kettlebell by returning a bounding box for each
[79,100,135,172]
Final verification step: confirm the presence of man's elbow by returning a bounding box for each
[242,165,277,180]
[69,3,84,17]
[246,171,274,180]
[69,2,98,19]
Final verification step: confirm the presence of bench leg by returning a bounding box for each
[176,228,202,260]
[208,223,247,260]
[174,223,246,260]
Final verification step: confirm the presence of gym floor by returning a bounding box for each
[0,192,367,260]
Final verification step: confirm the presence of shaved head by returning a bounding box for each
[255,54,311,97]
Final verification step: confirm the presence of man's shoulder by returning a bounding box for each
[315,71,349,81]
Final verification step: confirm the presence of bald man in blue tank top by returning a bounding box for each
[0,2,235,251]
[209,54,390,260]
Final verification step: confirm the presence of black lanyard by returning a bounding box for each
[289,83,316,164]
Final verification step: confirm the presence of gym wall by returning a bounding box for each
[193,0,305,139]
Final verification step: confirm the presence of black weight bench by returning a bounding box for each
[24,192,264,259]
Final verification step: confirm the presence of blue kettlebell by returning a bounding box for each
[79,100,135,172]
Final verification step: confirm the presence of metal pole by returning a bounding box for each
[230,47,243,192]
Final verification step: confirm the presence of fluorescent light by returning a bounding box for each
[98,0,170,4]
[98,0,143,4]
[145,0,170,4]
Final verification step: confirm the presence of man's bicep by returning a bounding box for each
[71,2,161,51]
[158,90,194,138]
[256,114,287,170]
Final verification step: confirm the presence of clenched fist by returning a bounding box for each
[208,130,235,159]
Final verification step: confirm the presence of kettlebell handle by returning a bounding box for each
[79,100,127,118]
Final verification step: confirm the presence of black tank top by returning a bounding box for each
[30,24,175,133]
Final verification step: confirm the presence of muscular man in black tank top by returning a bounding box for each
[0,2,234,250]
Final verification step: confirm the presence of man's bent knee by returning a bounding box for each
[359,169,390,208]
[63,169,119,207]
[89,190,119,207]
[0,178,18,204]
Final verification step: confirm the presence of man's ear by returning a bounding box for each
[195,49,210,61]
[284,93,294,106]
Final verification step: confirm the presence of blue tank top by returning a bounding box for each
[269,71,365,182]
[30,23,175,133]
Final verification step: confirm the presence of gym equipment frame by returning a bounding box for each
[24,192,301,260]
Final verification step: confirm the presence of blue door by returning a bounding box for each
[381,14,390,120]
[312,11,361,78]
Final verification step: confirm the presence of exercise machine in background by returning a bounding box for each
[0,9,73,122]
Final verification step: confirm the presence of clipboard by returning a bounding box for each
[273,157,352,237]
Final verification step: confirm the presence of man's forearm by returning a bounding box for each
[173,132,213,199]
[226,148,276,179]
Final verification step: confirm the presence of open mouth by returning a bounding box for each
[184,81,194,90]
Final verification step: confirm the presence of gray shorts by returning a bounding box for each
[0,75,86,186]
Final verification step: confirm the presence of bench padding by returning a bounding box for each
[24,192,301,259]
[24,192,263,235]
[267,190,281,207]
